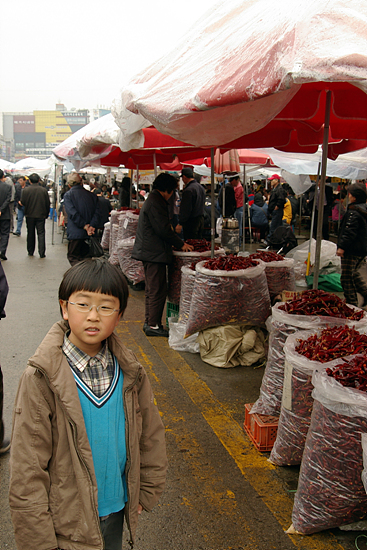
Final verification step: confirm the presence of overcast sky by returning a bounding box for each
[0,0,215,114]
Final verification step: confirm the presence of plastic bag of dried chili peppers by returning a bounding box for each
[251,296,367,416]
[184,259,271,337]
[289,368,367,534]
[167,246,224,305]
[117,238,145,285]
[269,327,367,466]
[109,211,128,265]
[178,265,197,324]
[118,210,140,241]
[247,252,296,299]
[101,222,110,250]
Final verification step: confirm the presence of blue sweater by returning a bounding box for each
[72,358,128,517]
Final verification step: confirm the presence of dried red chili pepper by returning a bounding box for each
[292,400,367,534]
[295,326,367,362]
[203,254,259,271]
[326,355,367,391]
[279,289,364,320]
[249,251,285,262]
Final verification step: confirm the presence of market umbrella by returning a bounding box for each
[115,0,367,285]
[53,113,216,171]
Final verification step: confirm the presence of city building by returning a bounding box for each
[1,104,110,162]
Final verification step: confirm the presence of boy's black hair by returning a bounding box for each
[152,172,178,193]
[58,258,129,314]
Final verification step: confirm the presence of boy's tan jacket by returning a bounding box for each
[9,321,168,550]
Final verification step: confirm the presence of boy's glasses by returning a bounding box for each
[67,301,118,316]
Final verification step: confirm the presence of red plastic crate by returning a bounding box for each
[243,403,279,452]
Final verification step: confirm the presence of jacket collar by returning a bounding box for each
[28,320,142,403]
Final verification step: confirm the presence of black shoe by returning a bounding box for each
[40,254,46,258]
[143,323,149,333]
[0,253,7,261]
[13,232,20,236]
[0,439,10,456]
[145,326,169,337]
[28,253,34,256]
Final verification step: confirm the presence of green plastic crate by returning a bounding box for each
[166,301,179,326]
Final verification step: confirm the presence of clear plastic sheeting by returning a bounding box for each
[117,238,144,285]
[285,239,341,273]
[168,317,200,354]
[289,369,367,534]
[114,0,367,149]
[269,330,363,466]
[251,302,367,415]
[185,261,270,337]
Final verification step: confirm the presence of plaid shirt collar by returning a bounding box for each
[62,332,110,372]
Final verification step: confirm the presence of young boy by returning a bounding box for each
[9,258,168,550]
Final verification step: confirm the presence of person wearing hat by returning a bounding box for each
[175,167,206,240]
[266,174,287,242]
[336,183,367,307]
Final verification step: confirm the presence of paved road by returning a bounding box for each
[0,220,360,550]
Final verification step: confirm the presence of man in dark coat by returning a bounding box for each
[337,183,367,307]
[20,173,50,258]
[92,188,112,238]
[132,173,193,337]
[63,173,100,266]
[0,170,12,261]
[266,174,287,242]
[175,167,206,239]
[13,176,29,236]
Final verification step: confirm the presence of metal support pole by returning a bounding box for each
[313,90,332,289]
[306,162,321,276]
[153,153,158,178]
[211,148,215,258]
[129,169,133,207]
[242,164,246,251]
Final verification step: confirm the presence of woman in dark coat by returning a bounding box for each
[337,183,367,306]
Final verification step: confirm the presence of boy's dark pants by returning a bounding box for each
[100,509,124,550]
[143,261,167,327]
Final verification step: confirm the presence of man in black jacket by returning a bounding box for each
[175,167,206,239]
[20,173,50,258]
[0,170,12,261]
[337,184,367,307]
[267,174,287,242]
[132,173,193,337]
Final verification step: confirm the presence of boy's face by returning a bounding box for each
[60,290,122,356]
